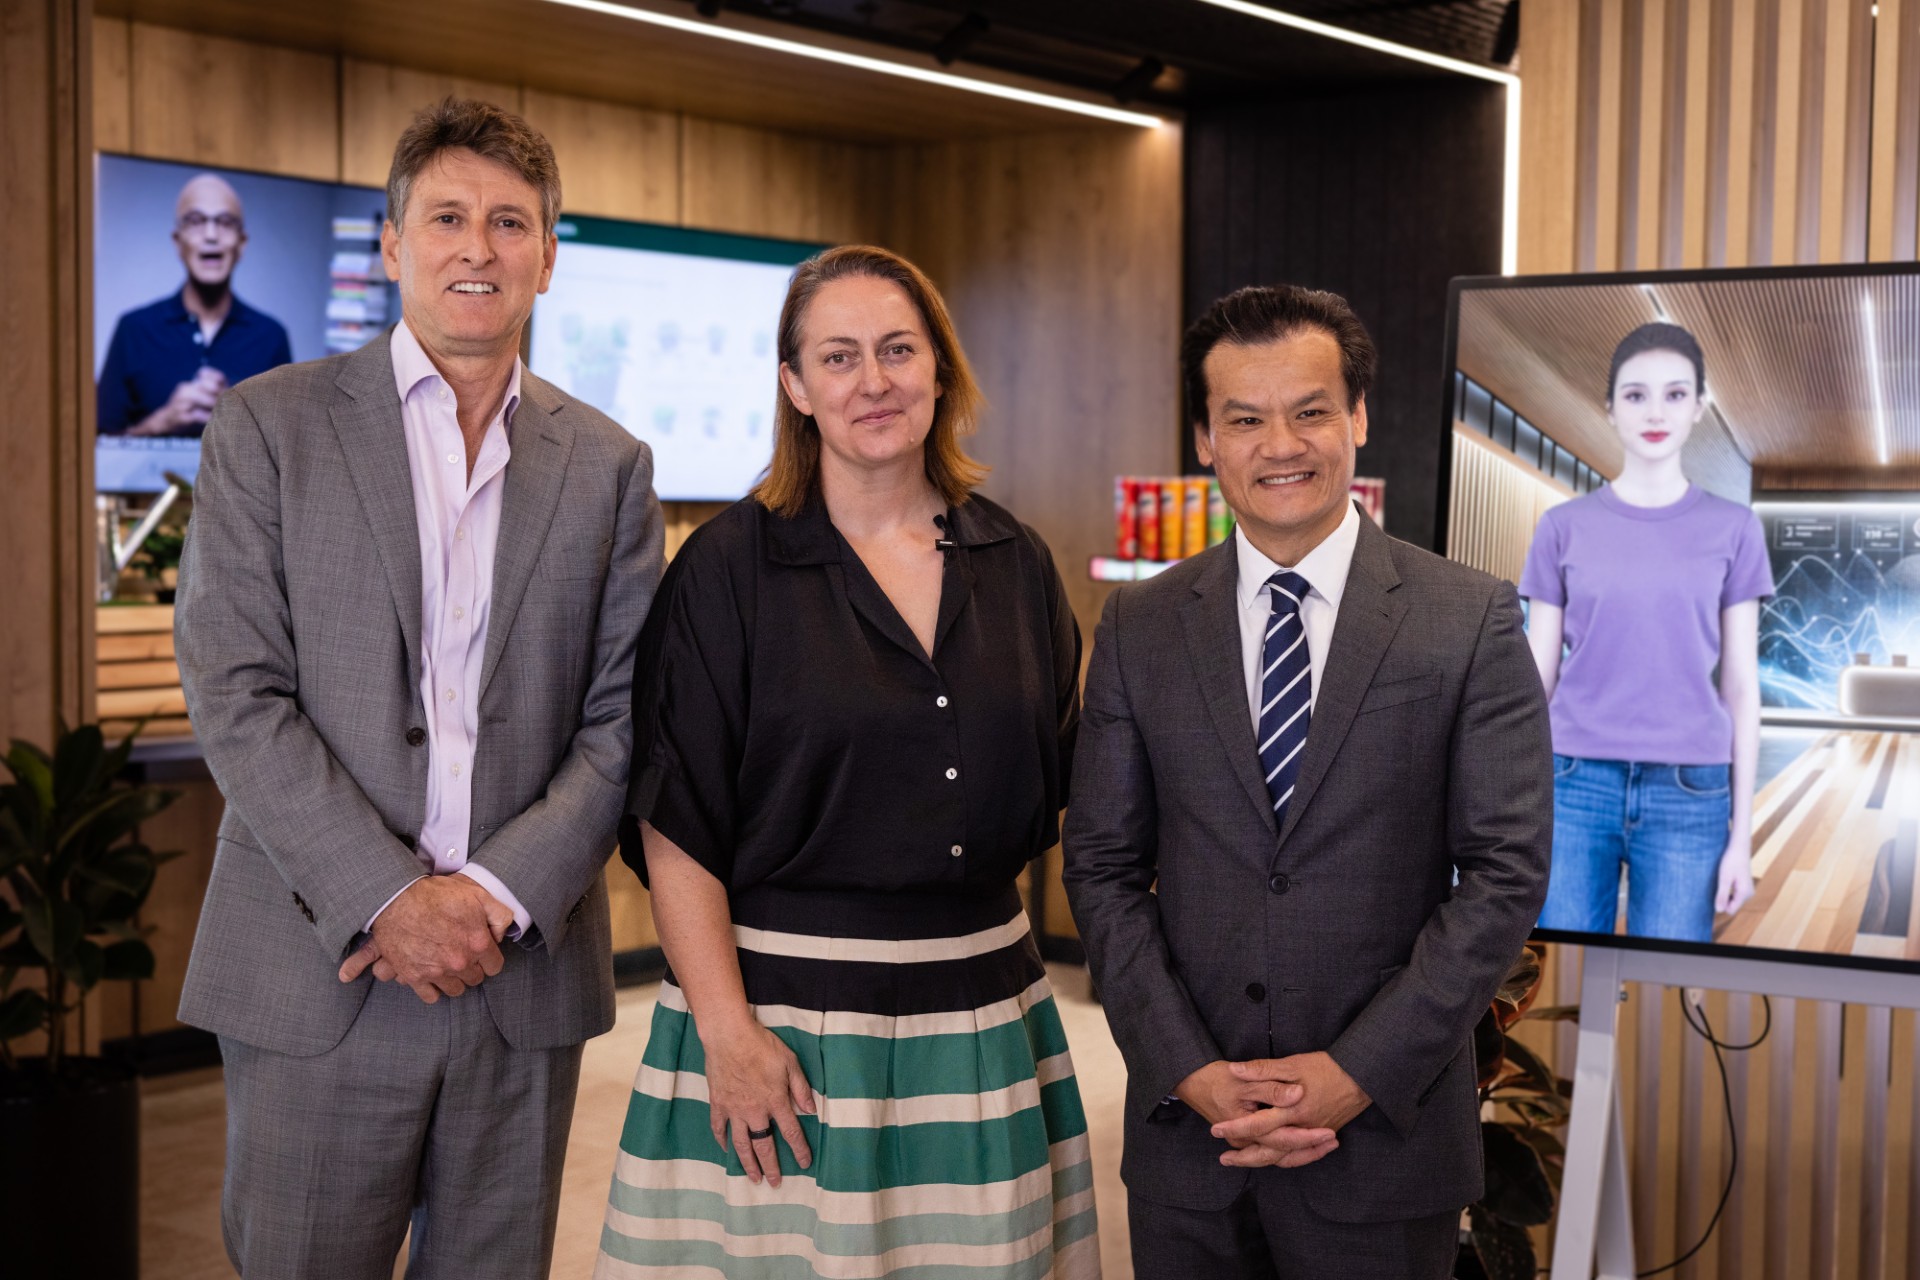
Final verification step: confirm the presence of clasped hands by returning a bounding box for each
[335,874,514,1003]
[1175,1051,1371,1170]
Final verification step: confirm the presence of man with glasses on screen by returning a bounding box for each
[96,173,292,437]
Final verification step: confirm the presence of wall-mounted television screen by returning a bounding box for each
[1440,262,1920,975]
[95,157,824,504]
[530,215,823,502]
[94,153,396,493]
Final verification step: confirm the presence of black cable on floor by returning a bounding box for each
[1634,994,1771,1279]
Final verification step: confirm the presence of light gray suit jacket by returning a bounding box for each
[175,334,664,1056]
[1062,509,1551,1223]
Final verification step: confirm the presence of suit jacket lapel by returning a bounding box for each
[1276,515,1409,849]
[1179,542,1279,837]
[331,338,424,686]
[481,374,573,699]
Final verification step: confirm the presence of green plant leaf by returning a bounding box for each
[1468,1203,1538,1280]
[5,741,56,810]
[100,938,155,981]
[61,938,105,991]
[22,895,82,966]
[57,786,175,862]
[74,848,158,898]
[0,988,49,1042]
[1480,1121,1556,1226]
[1522,1004,1580,1023]
[52,723,107,813]
[1493,1036,1558,1098]
[1516,1125,1567,1183]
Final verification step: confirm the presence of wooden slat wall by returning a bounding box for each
[85,16,1179,1037]
[1444,428,1572,583]
[1517,4,1920,1275]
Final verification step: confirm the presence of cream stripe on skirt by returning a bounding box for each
[594,883,1102,1279]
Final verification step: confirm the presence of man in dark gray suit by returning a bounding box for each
[1064,285,1551,1278]
[175,99,662,1277]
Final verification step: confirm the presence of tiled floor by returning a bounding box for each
[139,964,1133,1279]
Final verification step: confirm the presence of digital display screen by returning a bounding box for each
[1442,263,1920,974]
[530,215,823,502]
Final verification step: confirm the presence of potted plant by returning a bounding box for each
[0,723,180,1279]
[1456,943,1576,1280]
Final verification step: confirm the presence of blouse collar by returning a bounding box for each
[764,491,1017,566]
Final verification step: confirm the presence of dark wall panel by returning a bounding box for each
[1183,80,1506,551]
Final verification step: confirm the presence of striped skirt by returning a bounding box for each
[594,883,1102,1279]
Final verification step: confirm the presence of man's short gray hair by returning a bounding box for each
[386,97,562,235]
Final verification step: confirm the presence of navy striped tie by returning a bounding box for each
[1257,570,1314,824]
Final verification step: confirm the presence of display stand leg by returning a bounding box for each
[1550,947,1637,1280]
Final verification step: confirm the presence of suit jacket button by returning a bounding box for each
[1268,873,1290,895]
[1246,983,1266,1002]
[406,727,427,746]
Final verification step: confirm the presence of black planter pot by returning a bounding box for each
[0,1057,140,1279]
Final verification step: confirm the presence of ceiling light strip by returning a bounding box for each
[539,0,1164,128]
[1864,291,1892,466]
[1193,0,1521,276]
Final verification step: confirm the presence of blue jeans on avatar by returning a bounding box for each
[1538,755,1732,943]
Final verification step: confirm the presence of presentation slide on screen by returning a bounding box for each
[1448,267,1920,971]
[94,153,394,493]
[531,217,817,502]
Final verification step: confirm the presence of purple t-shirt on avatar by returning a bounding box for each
[1518,485,1773,766]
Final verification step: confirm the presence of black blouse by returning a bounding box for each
[619,493,1081,899]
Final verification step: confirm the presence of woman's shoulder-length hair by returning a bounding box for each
[752,244,988,518]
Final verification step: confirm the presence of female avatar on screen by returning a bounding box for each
[1519,322,1774,943]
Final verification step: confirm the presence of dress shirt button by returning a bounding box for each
[1246,983,1266,1003]
[446,846,457,857]
[945,767,958,780]
[447,452,459,465]
[450,763,461,777]
[950,844,963,857]
[1268,873,1290,895]
[406,727,426,746]
[438,387,448,400]
[455,527,466,541]
[937,695,949,708]
[444,688,457,702]
[453,606,465,620]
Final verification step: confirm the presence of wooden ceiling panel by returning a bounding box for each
[98,0,1155,142]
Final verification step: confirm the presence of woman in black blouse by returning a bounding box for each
[593,245,1100,1278]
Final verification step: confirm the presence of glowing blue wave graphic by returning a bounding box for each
[1760,549,1920,711]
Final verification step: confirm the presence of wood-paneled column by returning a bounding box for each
[1,0,95,750]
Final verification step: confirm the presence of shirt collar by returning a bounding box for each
[163,288,253,327]
[390,319,522,425]
[765,492,1017,566]
[1234,499,1363,614]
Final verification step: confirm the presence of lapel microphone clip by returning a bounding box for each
[933,513,957,552]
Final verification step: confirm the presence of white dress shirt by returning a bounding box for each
[367,321,530,936]
[1235,501,1363,732]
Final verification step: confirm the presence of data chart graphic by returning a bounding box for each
[530,216,820,502]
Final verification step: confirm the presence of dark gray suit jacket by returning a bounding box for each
[175,334,664,1056]
[1062,510,1550,1223]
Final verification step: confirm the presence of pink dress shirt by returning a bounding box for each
[368,321,531,936]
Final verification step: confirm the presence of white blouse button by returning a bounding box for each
[944,767,958,780]
[937,695,949,708]
[950,844,963,857]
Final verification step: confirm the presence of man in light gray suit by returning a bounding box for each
[175,99,663,1278]
[1064,285,1551,1279]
